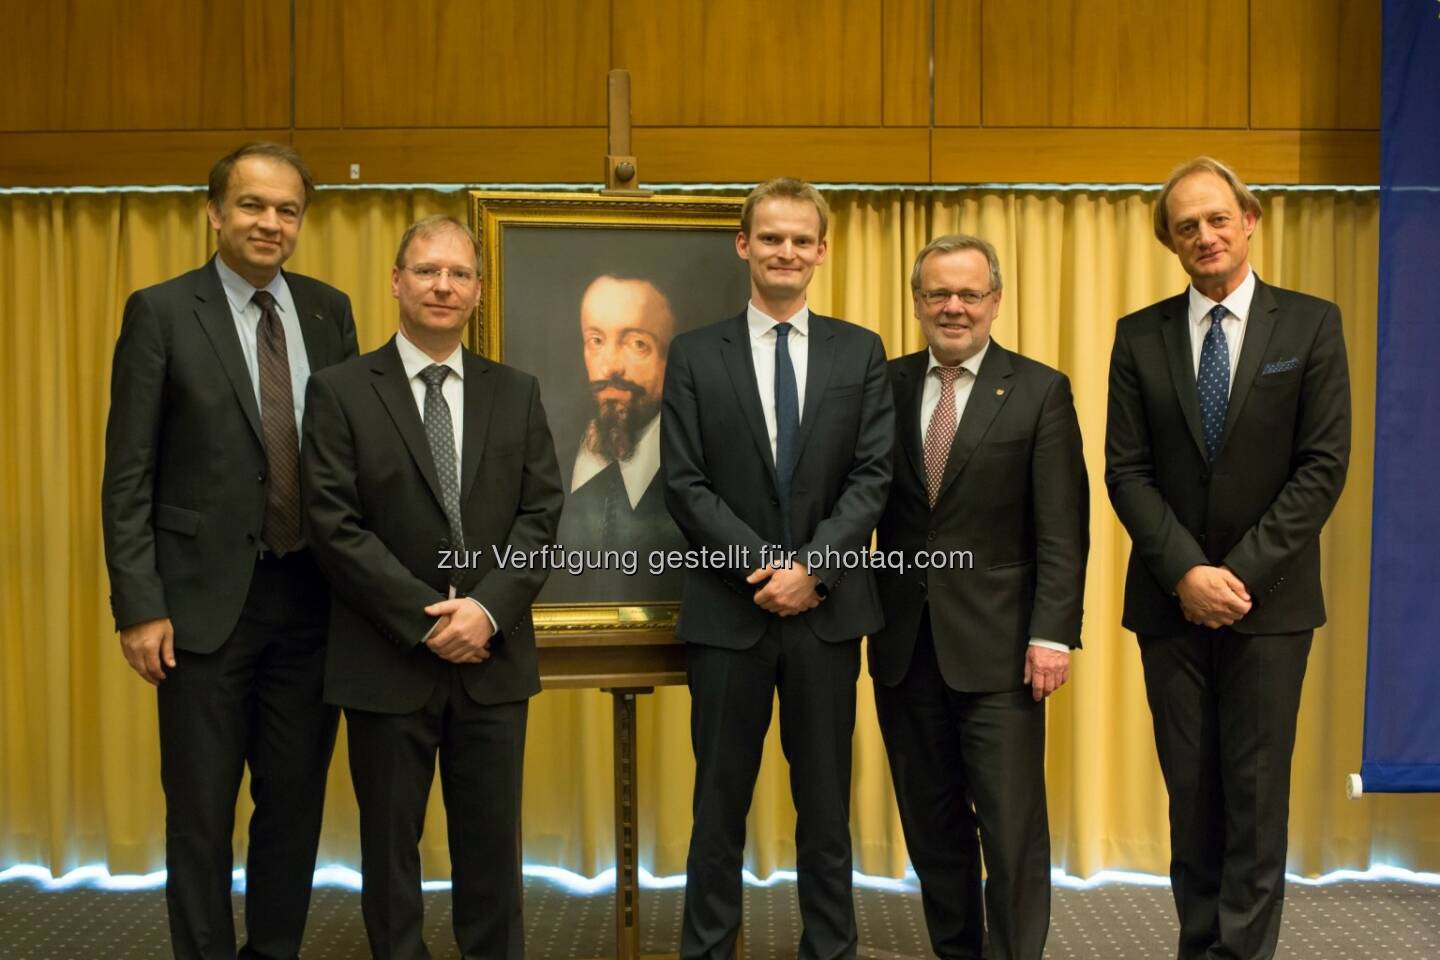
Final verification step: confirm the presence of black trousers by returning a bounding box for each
[346,667,529,960]
[872,615,1050,960]
[156,550,338,960]
[1139,627,1313,960]
[681,623,861,960]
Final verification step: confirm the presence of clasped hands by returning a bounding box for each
[1176,564,1252,628]
[424,598,493,663]
[747,562,823,616]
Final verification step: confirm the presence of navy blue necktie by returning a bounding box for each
[773,322,800,549]
[1197,304,1230,461]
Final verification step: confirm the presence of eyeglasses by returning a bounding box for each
[919,288,994,307]
[405,265,478,287]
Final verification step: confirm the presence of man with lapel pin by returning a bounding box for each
[1105,157,1350,960]
[102,142,357,958]
[661,177,894,960]
[301,215,562,959]
[869,234,1089,960]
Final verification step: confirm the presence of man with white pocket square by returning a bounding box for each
[1105,156,1351,960]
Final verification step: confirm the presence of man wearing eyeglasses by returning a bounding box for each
[869,234,1088,960]
[300,215,563,959]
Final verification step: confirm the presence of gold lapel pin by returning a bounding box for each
[996,388,1006,396]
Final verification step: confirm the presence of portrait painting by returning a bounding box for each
[471,192,750,626]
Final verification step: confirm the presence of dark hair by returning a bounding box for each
[207,142,316,210]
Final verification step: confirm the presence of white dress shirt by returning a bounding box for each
[214,255,311,435]
[1187,266,1255,394]
[921,339,1067,656]
[747,302,810,461]
[571,413,661,508]
[394,332,495,634]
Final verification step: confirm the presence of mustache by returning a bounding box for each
[589,375,648,399]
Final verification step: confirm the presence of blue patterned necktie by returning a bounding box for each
[419,364,465,581]
[773,322,800,550]
[1197,304,1230,461]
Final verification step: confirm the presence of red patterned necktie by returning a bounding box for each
[923,365,966,508]
[252,290,302,554]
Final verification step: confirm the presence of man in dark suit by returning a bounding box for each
[869,234,1088,960]
[1105,157,1350,960]
[661,177,894,960]
[301,215,563,959]
[101,142,356,959]
[550,274,686,602]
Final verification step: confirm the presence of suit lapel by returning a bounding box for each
[287,272,333,369]
[793,314,837,462]
[719,313,778,478]
[370,337,448,512]
[1158,292,1208,460]
[894,351,929,487]
[459,351,497,502]
[1221,279,1279,441]
[934,341,1015,505]
[193,259,263,444]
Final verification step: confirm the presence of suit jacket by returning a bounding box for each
[660,311,894,649]
[101,258,357,652]
[1104,278,1351,636]
[869,343,1089,692]
[300,337,563,714]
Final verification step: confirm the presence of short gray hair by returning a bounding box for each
[909,234,1003,295]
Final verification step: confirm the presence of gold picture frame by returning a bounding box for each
[469,191,749,638]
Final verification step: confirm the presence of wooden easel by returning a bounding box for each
[601,70,652,197]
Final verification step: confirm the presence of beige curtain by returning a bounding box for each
[3,185,1435,883]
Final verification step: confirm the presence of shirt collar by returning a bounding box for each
[395,329,465,382]
[571,413,661,509]
[214,255,287,317]
[1188,266,1257,326]
[747,301,811,341]
[926,338,991,379]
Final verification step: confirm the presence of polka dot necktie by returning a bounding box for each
[923,365,966,508]
[252,290,301,554]
[419,364,465,581]
[1198,305,1230,462]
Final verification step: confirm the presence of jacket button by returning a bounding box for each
[927,531,937,542]
[1197,533,1207,544]
[769,498,779,506]
[1199,470,1210,484]
[246,533,257,544]
[257,472,266,483]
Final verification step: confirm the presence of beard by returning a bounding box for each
[586,378,660,463]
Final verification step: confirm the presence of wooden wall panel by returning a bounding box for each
[1251,0,1381,129]
[293,129,606,183]
[615,0,885,125]
[931,128,1378,184]
[0,131,292,186]
[882,0,932,125]
[636,128,931,183]
[0,0,289,132]
[296,0,346,128]
[933,0,982,126]
[335,0,607,127]
[981,1,1250,128]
